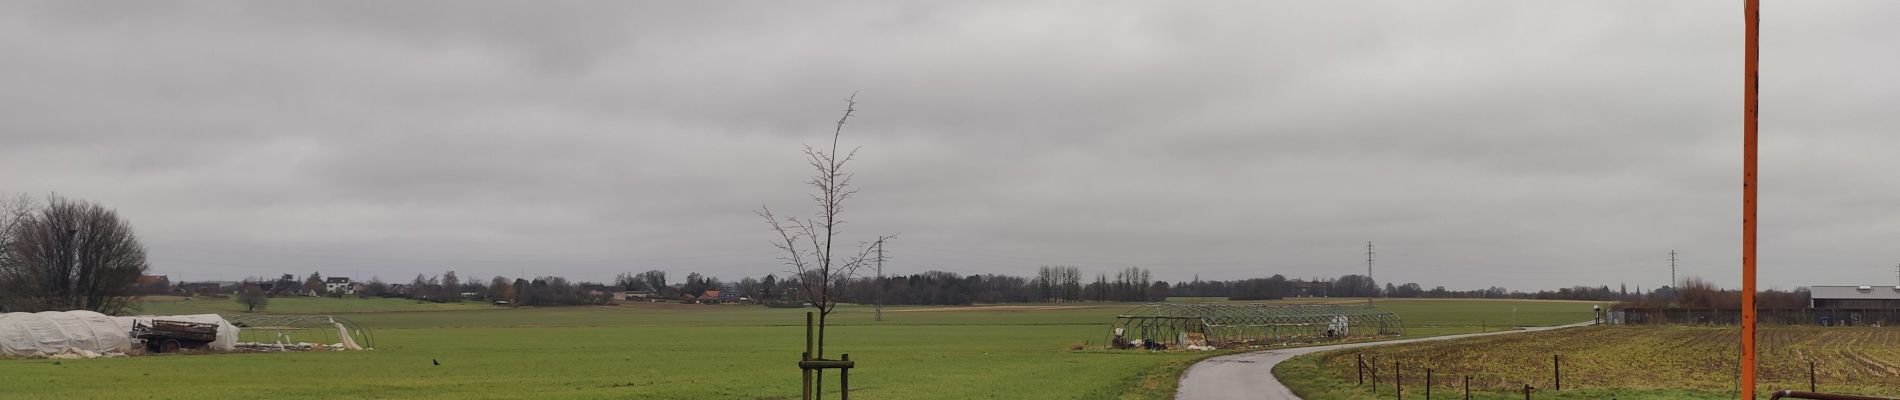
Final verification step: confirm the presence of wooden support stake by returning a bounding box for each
[1359,354,1366,384]
[1426,368,1433,400]
[1395,361,1402,400]
[840,354,850,400]
[1464,375,1470,400]
[804,312,814,400]
[1553,355,1561,391]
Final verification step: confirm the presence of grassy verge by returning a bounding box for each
[1275,354,1728,400]
[1277,325,1900,400]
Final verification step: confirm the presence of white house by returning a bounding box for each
[325,277,355,295]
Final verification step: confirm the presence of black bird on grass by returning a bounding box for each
[432,359,440,366]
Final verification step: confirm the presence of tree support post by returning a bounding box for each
[798,312,856,400]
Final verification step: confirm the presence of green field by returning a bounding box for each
[1277,325,1900,400]
[135,296,495,315]
[0,297,1600,399]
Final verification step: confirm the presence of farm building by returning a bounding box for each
[1107,303,1402,350]
[1809,285,1900,309]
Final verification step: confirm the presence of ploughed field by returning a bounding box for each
[0,297,1597,399]
[1277,325,1900,400]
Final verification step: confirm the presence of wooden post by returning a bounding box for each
[1810,360,1816,392]
[1370,357,1379,395]
[1464,375,1470,400]
[804,313,814,400]
[1359,354,1366,384]
[840,354,850,400]
[1553,355,1561,391]
[1395,361,1402,400]
[802,351,813,400]
[1523,384,1532,400]
[1426,368,1433,400]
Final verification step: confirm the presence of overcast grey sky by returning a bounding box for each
[3,1,1896,290]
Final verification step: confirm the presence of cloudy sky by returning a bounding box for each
[3,1,1896,291]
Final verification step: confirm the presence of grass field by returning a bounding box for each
[0,297,1600,399]
[136,296,495,315]
[1277,325,1900,400]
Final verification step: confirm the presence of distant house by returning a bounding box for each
[138,275,172,295]
[180,282,226,296]
[718,291,743,304]
[697,290,722,304]
[325,277,355,295]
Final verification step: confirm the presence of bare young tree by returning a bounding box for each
[758,93,896,379]
[0,194,150,314]
[236,281,269,312]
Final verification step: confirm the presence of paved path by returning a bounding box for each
[1174,321,1596,400]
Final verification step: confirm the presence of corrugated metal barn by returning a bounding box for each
[1810,285,1900,309]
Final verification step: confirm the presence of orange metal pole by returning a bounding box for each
[1742,0,1761,398]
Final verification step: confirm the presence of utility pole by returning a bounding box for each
[1669,250,1678,288]
[873,235,893,322]
[1366,241,1375,304]
[1740,0,1761,397]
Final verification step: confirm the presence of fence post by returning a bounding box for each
[840,354,850,400]
[804,312,814,400]
[1426,368,1433,400]
[1810,360,1817,392]
[1463,375,1470,400]
[1522,384,1532,400]
[1359,354,1366,385]
[1395,361,1402,400]
[1553,355,1561,391]
[1370,357,1379,395]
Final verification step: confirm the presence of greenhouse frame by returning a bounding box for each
[1107,303,1403,349]
[224,315,374,351]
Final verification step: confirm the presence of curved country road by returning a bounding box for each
[1175,321,1596,400]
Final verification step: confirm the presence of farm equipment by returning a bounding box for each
[132,320,220,354]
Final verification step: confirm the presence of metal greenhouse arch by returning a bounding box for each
[224,315,375,352]
[1107,303,1402,349]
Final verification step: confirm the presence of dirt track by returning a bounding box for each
[1173,321,1594,400]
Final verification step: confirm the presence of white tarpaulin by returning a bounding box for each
[0,310,132,358]
[0,311,240,358]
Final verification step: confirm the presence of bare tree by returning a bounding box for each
[236,281,269,312]
[0,194,35,270]
[759,94,895,389]
[0,194,150,314]
[304,272,324,297]
[638,270,667,294]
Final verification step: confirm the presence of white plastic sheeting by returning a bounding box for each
[0,311,239,358]
[0,311,132,358]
